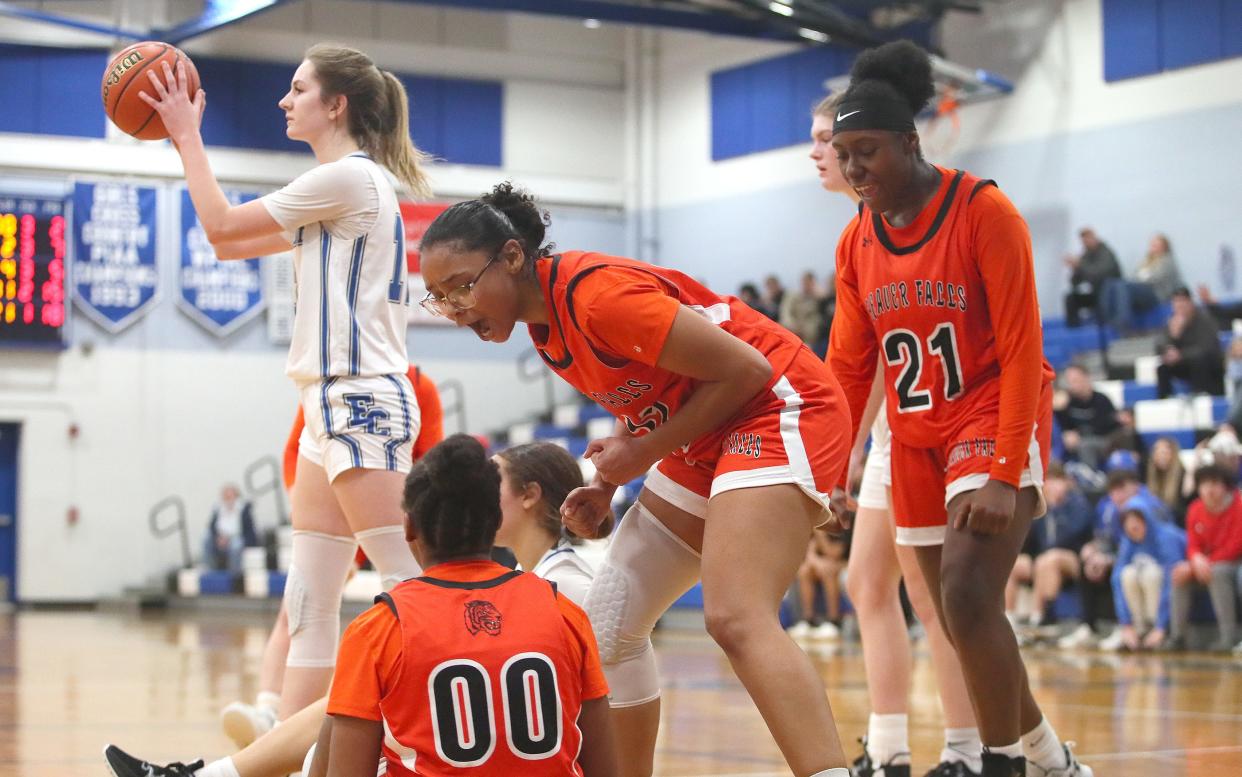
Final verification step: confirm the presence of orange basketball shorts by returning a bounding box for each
[888,382,1052,546]
[643,348,851,525]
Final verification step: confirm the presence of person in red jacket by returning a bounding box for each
[221,365,445,748]
[1169,464,1242,651]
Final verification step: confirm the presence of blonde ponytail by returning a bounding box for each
[305,43,433,199]
[377,70,432,199]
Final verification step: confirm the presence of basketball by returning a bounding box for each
[101,41,200,141]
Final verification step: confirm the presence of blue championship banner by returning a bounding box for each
[178,189,265,336]
[71,181,159,333]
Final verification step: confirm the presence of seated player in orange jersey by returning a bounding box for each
[103,435,615,777]
[312,434,615,776]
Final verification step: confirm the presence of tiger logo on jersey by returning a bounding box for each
[464,600,502,636]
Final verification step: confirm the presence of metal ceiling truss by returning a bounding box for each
[0,0,994,63]
[0,0,291,44]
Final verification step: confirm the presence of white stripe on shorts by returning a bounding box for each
[772,375,818,495]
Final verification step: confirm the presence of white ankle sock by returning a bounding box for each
[195,757,240,777]
[1022,716,1067,770]
[986,741,1023,759]
[943,726,983,772]
[809,769,851,777]
[256,690,280,713]
[867,713,911,766]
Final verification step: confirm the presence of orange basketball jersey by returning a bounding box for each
[829,167,1054,487]
[329,560,607,776]
[530,251,807,461]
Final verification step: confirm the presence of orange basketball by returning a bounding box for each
[101,41,200,141]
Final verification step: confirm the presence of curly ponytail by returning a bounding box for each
[420,181,555,266]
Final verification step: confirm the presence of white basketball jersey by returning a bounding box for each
[532,540,596,606]
[262,153,409,382]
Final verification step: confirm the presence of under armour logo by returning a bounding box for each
[862,236,873,247]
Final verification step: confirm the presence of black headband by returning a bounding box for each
[831,94,916,134]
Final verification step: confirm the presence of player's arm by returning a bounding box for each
[306,715,333,777]
[322,605,399,773]
[212,232,295,261]
[974,190,1045,489]
[848,356,885,487]
[324,714,382,777]
[576,697,619,777]
[137,61,284,244]
[827,228,881,483]
[641,306,773,457]
[569,269,771,485]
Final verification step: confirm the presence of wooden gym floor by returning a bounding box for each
[1,609,1240,776]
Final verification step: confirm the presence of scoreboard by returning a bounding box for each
[0,194,67,347]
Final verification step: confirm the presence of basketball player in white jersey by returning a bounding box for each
[140,44,432,727]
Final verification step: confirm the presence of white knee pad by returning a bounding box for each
[355,525,422,591]
[585,502,701,707]
[285,530,357,669]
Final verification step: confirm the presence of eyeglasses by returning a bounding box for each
[419,254,498,317]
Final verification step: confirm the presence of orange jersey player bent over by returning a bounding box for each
[530,250,847,503]
[417,183,855,777]
[827,42,1091,777]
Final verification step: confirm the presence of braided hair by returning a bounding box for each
[402,434,501,559]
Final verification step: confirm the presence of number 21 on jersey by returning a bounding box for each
[883,322,963,413]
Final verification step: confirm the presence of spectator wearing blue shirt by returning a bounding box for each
[1061,469,1170,648]
[1108,500,1186,651]
[1006,464,1095,626]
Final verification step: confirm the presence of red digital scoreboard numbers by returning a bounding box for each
[0,194,67,347]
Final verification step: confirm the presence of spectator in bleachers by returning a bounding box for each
[1060,469,1169,648]
[1006,464,1094,626]
[779,271,827,353]
[1196,283,1242,331]
[1146,437,1189,523]
[1106,407,1146,471]
[1108,501,1184,651]
[1064,227,1121,327]
[816,270,837,354]
[1156,287,1225,398]
[1054,364,1120,469]
[787,530,848,641]
[1226,338,1242,430]
[1168,464,1242,651]
[738,282,764,314]
[1099,233,1183,334]
[204,483,258,572]
[760,274,785,321]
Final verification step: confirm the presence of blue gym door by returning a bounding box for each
[0,423,18,603]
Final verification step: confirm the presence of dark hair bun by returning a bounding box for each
[850,40,934,115]
[482,181,550,256]
[424,434,495,497]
